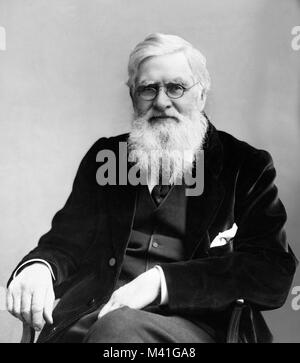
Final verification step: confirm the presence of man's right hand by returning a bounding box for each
[6,263,55,331]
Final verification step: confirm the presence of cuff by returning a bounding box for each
[154,265,168,305]
[13,259,56,281]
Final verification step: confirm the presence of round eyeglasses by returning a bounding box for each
[135,80,203,101]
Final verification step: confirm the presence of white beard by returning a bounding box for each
[128,108,208,185]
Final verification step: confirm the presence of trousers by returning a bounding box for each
[53,305,217,343]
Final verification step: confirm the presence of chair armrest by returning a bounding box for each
[20,323,35,343]
[226,299,245,343]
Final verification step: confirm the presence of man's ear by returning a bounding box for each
[129,87,136,106]
[198,89,207,111]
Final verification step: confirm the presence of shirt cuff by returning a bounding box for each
[13,259,56,281]
[154,265,168,305]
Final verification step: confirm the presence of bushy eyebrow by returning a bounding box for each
[172,77,190,87]
[137,78,190,87]
[137,80,156,87]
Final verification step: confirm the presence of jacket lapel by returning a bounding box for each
[107,183,137,256]
[97,133,138,256]
[185,174,225,259]
[184,121,225,259]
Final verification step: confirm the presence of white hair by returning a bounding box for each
[127,33,211,95]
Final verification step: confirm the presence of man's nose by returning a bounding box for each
[152,88,172,111]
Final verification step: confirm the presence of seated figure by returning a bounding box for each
[6,33,298,343]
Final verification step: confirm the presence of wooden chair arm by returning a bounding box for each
[20,322,35,343]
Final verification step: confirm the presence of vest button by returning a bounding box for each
[109,257,116,267]
[152,241,159,248]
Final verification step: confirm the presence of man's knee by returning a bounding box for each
[84,306,144,343]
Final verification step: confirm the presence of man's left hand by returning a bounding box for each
[98,268,161,319]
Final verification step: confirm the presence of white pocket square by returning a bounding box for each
[210,223,238,248]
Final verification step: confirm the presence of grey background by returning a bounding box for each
[0,0,299,343]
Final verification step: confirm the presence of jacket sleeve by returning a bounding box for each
[7,137,107,289]
[159,150,298,314]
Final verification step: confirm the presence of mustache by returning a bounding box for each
[147,111,179,123]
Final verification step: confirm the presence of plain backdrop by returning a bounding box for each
[0,0,299,343]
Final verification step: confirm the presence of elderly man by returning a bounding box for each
[7,33,297,343]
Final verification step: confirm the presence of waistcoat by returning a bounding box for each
[116,184,187,288]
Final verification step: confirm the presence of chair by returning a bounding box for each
[21,322,35,343]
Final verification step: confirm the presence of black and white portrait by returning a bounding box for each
[0,0,299,344]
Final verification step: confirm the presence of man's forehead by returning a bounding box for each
[136,52,194,85]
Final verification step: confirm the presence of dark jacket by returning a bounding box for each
[8,122,298,343]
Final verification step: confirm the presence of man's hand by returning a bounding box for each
[6,263,55,331]
[98,268,161,319]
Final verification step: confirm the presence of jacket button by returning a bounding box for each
[108,257,116,267]
[88,298,96,306]
[152,241,159,248]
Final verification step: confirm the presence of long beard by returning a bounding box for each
[128,108,208,184]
